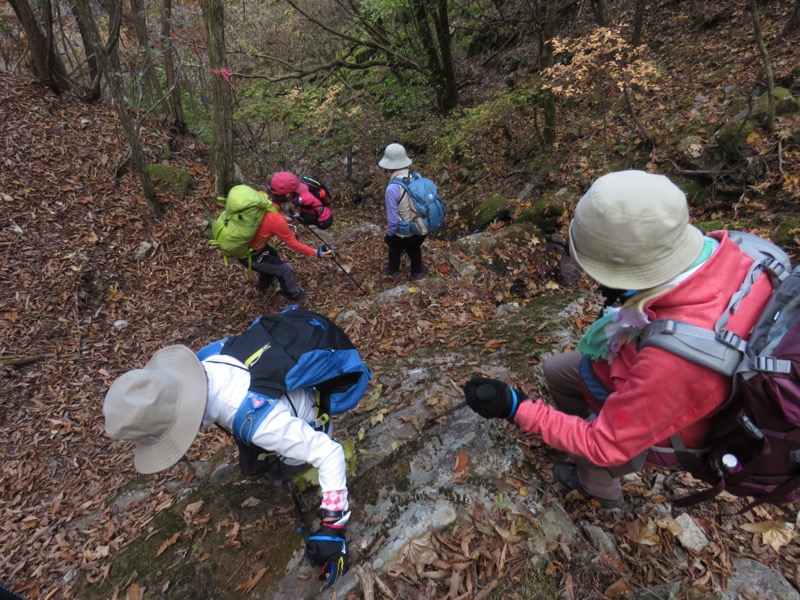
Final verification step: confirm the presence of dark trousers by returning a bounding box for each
[386,234,426,275]
[240,246,302,296]
[542,351,648,500]
[299,213,333,230]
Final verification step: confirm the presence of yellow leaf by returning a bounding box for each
[746,130,761,144]
[545,281,560,290]
[408,286,419,293]
[370,409,387,426]
[241,497,261,508]
[740,521,798,551]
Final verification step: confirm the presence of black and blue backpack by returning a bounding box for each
[197,307,371,475]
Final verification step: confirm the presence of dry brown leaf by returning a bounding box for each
[125,583,142,600]
[235,567,268,592]
[453,451,469,474]
[156,532,181,557]
[603,578,633,597]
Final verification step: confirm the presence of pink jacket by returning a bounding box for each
[515,231,774,467]
[294,192,332,222]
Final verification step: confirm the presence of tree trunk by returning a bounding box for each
[590,0,607,26]
[160,0,187,130]
[749,0,775,131]
[632,0,647,46]
[541,0,558,147]
[433,0,458,112]
[201,0,235,196]
[7,0,71,92]
[129,0,168,116]
[72,0,161,217]
[783,0,800,36]
[68,0,101,101]
[100,0,122,75]
[409,0,447,113]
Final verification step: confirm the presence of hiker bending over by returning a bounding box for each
[245,172,334,302]
[269,171,333,230]
[104,308,371,587]
[463,171,773,508]
[379,143,426,280]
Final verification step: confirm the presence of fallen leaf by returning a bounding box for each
[126,583,142,600]
[603,578,632,597]
[740,521,798,551]
[156,532,180,557]
[453,451,469,473]
[235,567,268,591]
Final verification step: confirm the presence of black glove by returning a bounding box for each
[305,525,349,587]
[463,375,526,420]
[384,234,395,244]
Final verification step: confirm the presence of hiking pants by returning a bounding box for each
[542,351,647,501]
[241,246,302,297]
[299,213,333,230]
[386,234,426,275]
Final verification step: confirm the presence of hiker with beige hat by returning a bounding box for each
[104,308,371,587]
[462,170,773,508]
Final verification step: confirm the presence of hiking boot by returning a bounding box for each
[383,267,400,278]
[254,278,277,293]
[411,271,426,280]
[553,463,624,509]
[281,290,307,302]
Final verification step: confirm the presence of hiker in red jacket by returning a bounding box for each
[463,170,773,508]
[245,173,334,302]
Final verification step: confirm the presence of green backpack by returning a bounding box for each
[210,185,275,260]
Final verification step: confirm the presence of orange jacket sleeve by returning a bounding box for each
[251,212,316,257]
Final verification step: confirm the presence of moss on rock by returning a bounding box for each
[774,217,800,246]
[148,163,191,197]
[462,193,513,229]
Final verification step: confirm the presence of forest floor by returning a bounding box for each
[2,1,800,598]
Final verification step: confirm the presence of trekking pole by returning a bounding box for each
[292,217,368,295]
[287,481,311,540]
[424,402,468,428]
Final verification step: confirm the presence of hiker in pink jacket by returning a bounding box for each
[292,190,333,230]
[463,171,773,508]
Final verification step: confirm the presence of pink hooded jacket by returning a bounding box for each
[515,231,774,467]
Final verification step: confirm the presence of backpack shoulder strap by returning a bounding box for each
[639,319,744,376]
[232,391,278,445]
[639,235,784,376]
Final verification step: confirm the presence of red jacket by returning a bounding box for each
[515,231,773,467]
[249,210,316,257]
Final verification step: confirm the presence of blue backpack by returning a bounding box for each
[391,172,446,236]
[197,307,372,446]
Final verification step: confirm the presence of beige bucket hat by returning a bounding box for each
[103,345,207,474]
[568,170,704,290]
[378,143,412,169]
